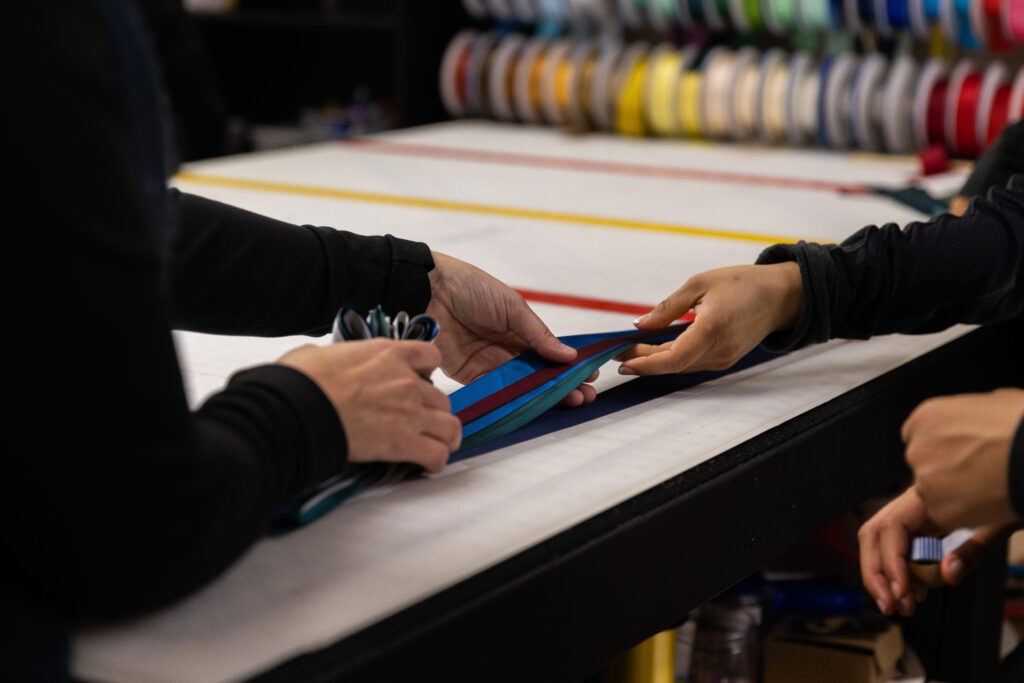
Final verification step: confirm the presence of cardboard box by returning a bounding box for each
[763,622,903,683]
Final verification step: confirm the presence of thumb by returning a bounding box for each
[941,524,1018,585]
[635,282,700,329]
[508,297,576,363]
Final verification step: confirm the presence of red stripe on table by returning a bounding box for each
[343,139,871,195]
[514,288,696,323]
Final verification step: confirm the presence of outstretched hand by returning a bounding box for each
[617,262,803,375]
[858,486,1019,617]
[427,252,596,406]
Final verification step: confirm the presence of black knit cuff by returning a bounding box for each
[756,242,818,352]
[382,235,434,316]
[1008,417,1024,519]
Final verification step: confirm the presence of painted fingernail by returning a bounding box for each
[633,314,650,327]
[618,365,637,376]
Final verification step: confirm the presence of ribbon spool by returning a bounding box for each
[463,0,490,19]
[850,53,889,151]
[976,62,1009,149]
[756,48,790,144]
[647,45,696,136]
[702,0,730,30]
[908,0,932,35]
[730,47,762,140]
[513,37,551,124]
[786,50,819,145]
[1005,0,1024,44]
[488,33,525,121]
[467,33,502,119]
[678,49,708,137]
[912,58,949,150]
[882,55,919,153]
[509,0,539,22]
[646,0,678,31]
[566,42,599,129]
[440,31,477,119]
[940,0,982,47]
[1009,67,1024,123]
[945,59,982,157]
[820,53,858,149]
[484,0,516,21]
[701,47,738,139]
[614,42,653,136]
[589,39,627,131]
[797,0,833,30]
[616,0,645,27]
[764,0,797,33]
[844,0,865,29]
[539,39,574,125]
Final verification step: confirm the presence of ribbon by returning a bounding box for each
[954,71,982,157]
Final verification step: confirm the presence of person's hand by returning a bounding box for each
[278,339,461,473]
[858,487,1018,616]
[902,389,1024,529]
[617,262,803,376]
[949,194,970,216]
[427,252,597,406]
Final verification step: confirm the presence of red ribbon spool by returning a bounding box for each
[987,84,1012,145]
[984,0,1011,51]
[954,72,982,157]
[926,79,949,146]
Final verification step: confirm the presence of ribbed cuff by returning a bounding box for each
[1008,417,1024,519]
[383,235,434,316]
[756,243,816,352]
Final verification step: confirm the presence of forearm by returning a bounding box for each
[169,190,435,336]
[960,121,1024,198]
[758,176,1024,350]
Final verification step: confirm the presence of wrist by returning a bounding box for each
[768,261,803,332]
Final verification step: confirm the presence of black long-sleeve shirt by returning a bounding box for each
[3,0,433,626]
[756,175,1024,517]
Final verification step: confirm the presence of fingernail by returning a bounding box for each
[633,313,650,327]
[948,557,964,583]
[618,365,637,376]
[876,598,887,614]
[890,581,901,598]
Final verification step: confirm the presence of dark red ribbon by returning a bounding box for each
[987,84,1012,146]
[927,79,949,146]
[954,72,982,158]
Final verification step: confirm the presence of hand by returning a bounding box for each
[617,262,802,375]
[858,487,1019,617]
[949,194,970,217]
[278,339,461,473]
[427,252,597,406]
[902,389,1024,529]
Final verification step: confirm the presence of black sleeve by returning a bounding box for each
[1,0,379,620]
[1010,418,1024,519]
[169,190,434,337]
[960,121,1024,198]
[756,176,1024,351]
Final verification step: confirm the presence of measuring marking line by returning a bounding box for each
[343,138,873,195]
[176,172,800,245]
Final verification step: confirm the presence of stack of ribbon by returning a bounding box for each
[441,31,1024,156]
[460,0,1024,47]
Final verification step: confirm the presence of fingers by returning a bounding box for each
[619,318,714,375]
[387,339,443,378]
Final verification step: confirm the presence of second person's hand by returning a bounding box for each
[618,262,803,376]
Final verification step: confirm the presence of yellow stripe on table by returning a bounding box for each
[176,172,802,245]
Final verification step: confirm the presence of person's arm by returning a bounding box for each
[1007,416,1024,518]
[168,190,434,337]
[952,121,1024,214]
[2,0,459,621]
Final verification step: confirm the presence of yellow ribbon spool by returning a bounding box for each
[678,68,704,137]
[645,46,685,137]
[614,47,651,137]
